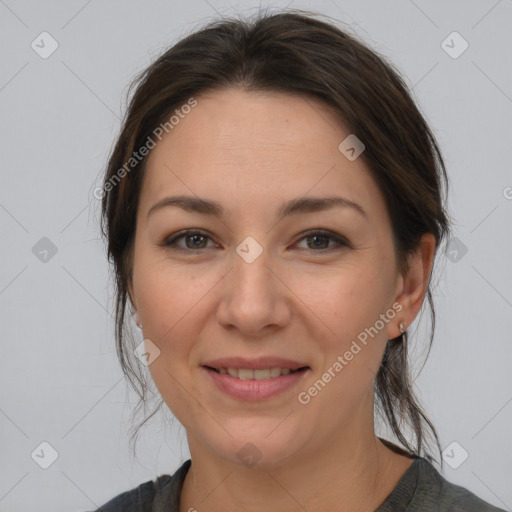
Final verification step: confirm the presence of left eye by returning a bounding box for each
[294,231,348,253]
[161,229,348,254]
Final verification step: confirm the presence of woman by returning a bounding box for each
[94,10,504,511]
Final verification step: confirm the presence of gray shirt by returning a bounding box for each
[92,457,506,511]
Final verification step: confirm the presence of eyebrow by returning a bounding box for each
[147,194,368,221]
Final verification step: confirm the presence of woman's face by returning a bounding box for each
[130,88,408,467]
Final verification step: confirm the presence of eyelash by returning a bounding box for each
[160,229,350,254]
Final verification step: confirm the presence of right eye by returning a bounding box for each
[160,229,219,252]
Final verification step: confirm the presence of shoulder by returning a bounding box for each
[414,458,506,511]
[91,474,173,512]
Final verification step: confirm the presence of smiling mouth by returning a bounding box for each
[204,366,310,380]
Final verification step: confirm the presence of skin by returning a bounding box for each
[128,88,436,512]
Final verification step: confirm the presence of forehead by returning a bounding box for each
[140,88,386,224]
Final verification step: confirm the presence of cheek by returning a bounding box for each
[295,270,389,425]
[292,262,392,391]
[288,260,391,341]
[133,246,216,333]
[135,265,213,424]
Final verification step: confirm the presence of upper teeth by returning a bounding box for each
[219,368,294,380]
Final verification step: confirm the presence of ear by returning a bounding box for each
[387,233,436,339]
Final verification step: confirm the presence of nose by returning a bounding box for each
[216,244,292,337]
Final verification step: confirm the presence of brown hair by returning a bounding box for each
[100,9,451,461]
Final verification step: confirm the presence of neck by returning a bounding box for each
[179,421,413,512]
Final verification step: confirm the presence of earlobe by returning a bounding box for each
[132,309,142,328]
[386,312,407,340]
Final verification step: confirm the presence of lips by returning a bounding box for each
[201,356,309,371]
[203,365,310,400]
[201,356,311,400]
[210,367,304,380]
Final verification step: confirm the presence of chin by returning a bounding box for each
[203,425,307,470]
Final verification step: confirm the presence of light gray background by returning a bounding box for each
[1,1,511,511]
